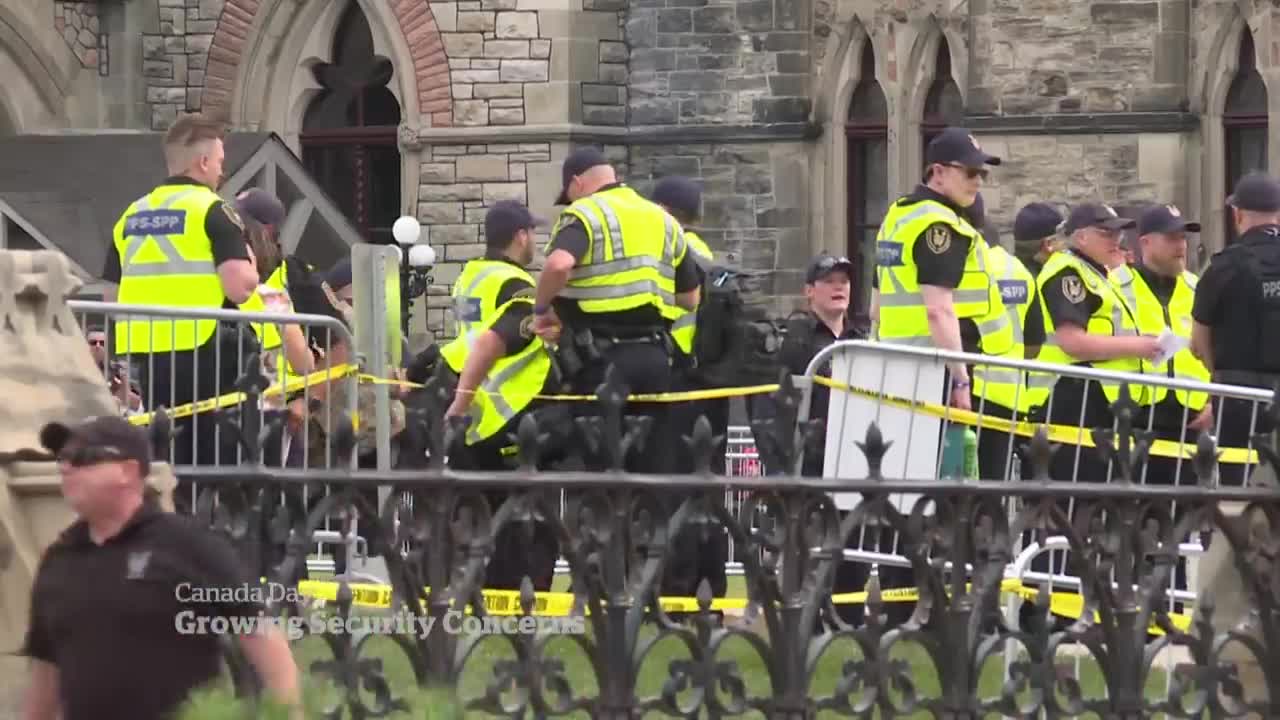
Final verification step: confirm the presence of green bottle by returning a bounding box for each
[962,428,979,479]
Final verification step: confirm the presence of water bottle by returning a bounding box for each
[962,428,979,479]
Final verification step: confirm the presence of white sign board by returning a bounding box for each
[821,346,947,511]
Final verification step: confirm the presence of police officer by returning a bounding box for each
[442,200,560,591]
[875,127,1002,408]
[530,148,701,473]
[1036,203,1162,483]
[1012,202,1065,279]
[649,176,729,604]
[1113,204,1213,477]
[1191,172,1280,486]
[102,112,260,470]
[970,199,1048,482]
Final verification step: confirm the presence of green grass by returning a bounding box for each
[186,574,1182,719]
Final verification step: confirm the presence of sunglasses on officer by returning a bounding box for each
[942,163,989,181]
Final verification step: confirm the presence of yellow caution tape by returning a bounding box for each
[356,373,780,404]
[296,577,1192,634]
[127,363,358,427]
[812,376,1258,466]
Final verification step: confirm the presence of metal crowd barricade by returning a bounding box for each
[795,340,1273,607]
[69,300,367,576]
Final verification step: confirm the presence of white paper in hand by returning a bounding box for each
[1152,330,1187,366]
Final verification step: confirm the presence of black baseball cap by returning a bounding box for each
[1013,202,1065,242]
[40,415,152,477]
[924,127,1002,168]
[326,257,353,291]
[1062,203,1135,234]
[805,253,855,283]
[234,188,286,227]
[484,200,545,246]
[651,176,702,220]
[1227,172,1280,212]
[1138,204,1200,236]
[555,147,610,205]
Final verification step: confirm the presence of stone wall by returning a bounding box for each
[143,0,225,129]
[54,1,101,69]
[967,0,1189,114]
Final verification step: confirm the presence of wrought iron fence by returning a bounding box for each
[158,346,1280,719]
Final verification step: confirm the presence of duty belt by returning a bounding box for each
[1213,369,1280,391]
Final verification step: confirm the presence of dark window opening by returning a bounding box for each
[1224,30,1268,247]
[921,36,963,150]
[301,1,403,248]
[846,40,888,326]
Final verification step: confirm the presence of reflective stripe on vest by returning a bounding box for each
[671,231,713,355]
[1036,251,1149,405]
[439,258,549,443]
[1112,266,1209,410]
[972,245,1042,413]
[112,184,225,354]
[874,198,991,347]
[448,259,530,354]
[556,186,685,316]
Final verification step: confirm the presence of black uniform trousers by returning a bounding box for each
[448,405,561,592]
[570,336,672,473]
[662,367,730,601]
[136,329,257,514]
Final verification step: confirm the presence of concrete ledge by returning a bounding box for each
[408,121,823,145]
[966,112,1199,135]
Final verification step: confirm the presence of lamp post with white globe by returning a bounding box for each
[391,216,435,336]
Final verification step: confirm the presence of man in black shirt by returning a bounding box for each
[22,416,299,720]
[101,114,260,472]
[531,148,701,473]
[1192,172,1280,486]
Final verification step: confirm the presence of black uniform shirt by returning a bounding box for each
[23,500,264,720]
[1039,249,1108,331]
[548,183,700,331]
[775,311,866,476]
[103,176,250,308]
[1193,224,1280,371]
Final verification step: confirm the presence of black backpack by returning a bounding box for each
[690,266,785,387]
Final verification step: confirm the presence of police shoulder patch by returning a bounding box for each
[222,203,244,230]
[926,224,952,254]
[1061,273,1086,304]
[519,314,536,339]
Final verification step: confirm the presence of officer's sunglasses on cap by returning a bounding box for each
[814,255,851,271]
[57,445,130,468]
[942,163,989,180]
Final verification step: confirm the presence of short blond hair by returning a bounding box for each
[163,113,225,175]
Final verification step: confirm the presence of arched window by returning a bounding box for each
[1224,29,1268,246]
[301,1,403,246]
[846,40,887,322]
[921,36,962,149]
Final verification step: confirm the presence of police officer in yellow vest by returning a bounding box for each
[531,148,702,474]
[968,196,1048,482]
[875,127,1001,411]
[1112,204,1213,479]
[1036,203,1163,482]
[102,113,260,469]
[442,199,559,590]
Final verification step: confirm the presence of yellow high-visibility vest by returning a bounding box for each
[1036,251,1149,405]
[240,260,290,351]
[972,245,1050,413]
[553,186,686,318]
[875,197,991,347]
[440,258,551,444]
[670,230,713,356]
[112,183,225,354]
[1111,266,1209,410]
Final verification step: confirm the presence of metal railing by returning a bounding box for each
[150,344,1280,719]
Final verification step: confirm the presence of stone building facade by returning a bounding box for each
[0,0,1273,338]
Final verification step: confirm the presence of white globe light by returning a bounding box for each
[408,243,436,268]
[392,216,421,246]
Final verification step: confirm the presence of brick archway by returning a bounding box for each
[201,0,452,126]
